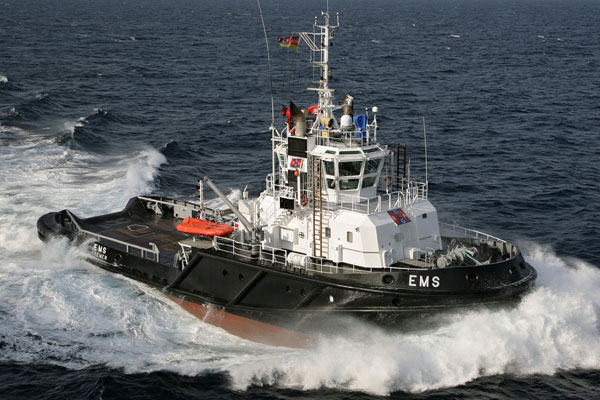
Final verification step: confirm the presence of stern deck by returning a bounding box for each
[80,212,188,266]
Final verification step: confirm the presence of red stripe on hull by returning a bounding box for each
[169,296,314,349]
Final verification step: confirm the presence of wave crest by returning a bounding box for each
[227,245,600,394]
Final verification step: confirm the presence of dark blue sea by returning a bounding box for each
[1,0,600,398]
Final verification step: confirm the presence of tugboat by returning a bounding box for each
[37,10,536,348]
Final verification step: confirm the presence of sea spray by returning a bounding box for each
[226,244,600,394]
[124,147,167,197]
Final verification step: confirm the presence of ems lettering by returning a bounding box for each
[408,274,440,288]
[93,243,107,254]
[92,243,108,261]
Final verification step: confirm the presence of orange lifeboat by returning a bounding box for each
[176,218,234,237]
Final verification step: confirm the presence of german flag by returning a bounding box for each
[277,35,299,50]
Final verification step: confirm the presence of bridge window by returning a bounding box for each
[327,178,336,189]
[365,158,382,174]
[339,161,363,176]
[340,178,359,190]
[323,160,335,175]
[362,176,377,188]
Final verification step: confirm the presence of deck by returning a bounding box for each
[79,212,188,266]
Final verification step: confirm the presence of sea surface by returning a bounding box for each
[1,0,600,398]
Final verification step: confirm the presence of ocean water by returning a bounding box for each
[1,0,600,398]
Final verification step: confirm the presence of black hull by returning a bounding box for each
[37,200,537,347]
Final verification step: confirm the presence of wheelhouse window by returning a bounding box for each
[365,158,382,175]
[323,160,335,176]
[339,161,363,177]
[340,178,359,190]
[327,178,336,189]
[362,176,377,188]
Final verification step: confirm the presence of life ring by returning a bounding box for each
[384,176,393,189]
[300,193,308,207]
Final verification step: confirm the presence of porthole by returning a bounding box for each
[466,272,479,283]
[285,285,292,294]
[222,270,229,277]
[238,273,245,281]
[114,254,122,263]
[382,274,394,285]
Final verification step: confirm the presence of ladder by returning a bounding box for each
[312,158,324,258]
[395,143,408,191]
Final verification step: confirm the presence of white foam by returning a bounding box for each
[0,126,166,256]
[225,245,600,394]
[63,118,86,135]
[2,124,600,395]
[124,147,168,196]
[204,188,242,210]
[0,74,7,83]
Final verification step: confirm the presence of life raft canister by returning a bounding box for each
[176,218,234,237]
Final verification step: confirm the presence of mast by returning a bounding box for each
[298,10,339,117]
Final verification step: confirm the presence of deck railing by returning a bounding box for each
[211,221,511,275]
[212,236,414,274]
[439,222,505,243]
[266,173,428,216]
[65,210,161,263]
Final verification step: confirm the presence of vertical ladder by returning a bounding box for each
[395,144,408,192]
[312,158,323,258]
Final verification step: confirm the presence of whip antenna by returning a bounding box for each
[423,116,429,191]
[257,0,275,126]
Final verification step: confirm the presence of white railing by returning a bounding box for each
[213,236,414,275]
[137,196,202,211]
[265,179,427,216]
[310,127,377,148]
[439,222,505,243]
[332,182,427,215]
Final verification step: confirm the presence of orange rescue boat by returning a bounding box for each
[176,218,234,237]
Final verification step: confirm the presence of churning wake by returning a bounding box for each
[227,246,600,394]
[1,123,600,396]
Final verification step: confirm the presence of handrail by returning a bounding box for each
[439,222,505,243]
[213,236,414,275]
[137,196,203,210]
[65,210,161,262]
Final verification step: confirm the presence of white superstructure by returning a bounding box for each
[235,11,442,269]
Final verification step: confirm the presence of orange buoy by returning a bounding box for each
[176,218,234,237]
